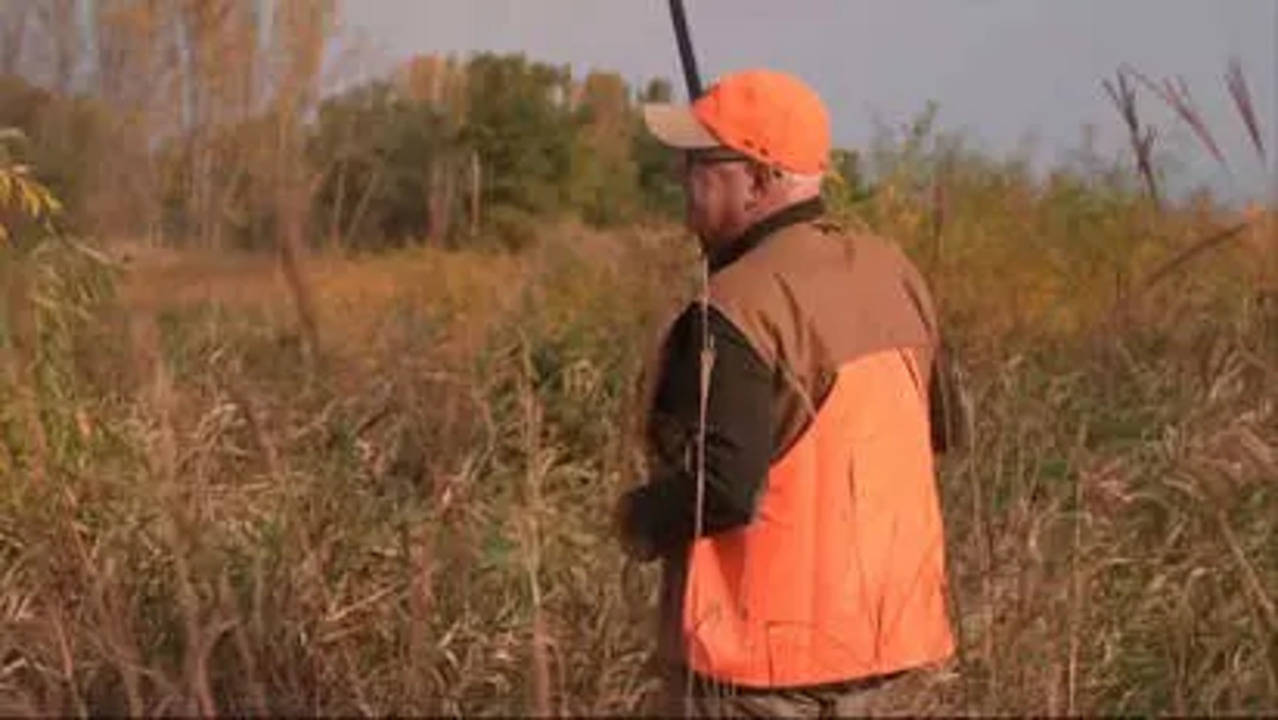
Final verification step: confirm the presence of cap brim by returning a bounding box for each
[642,104,722,149]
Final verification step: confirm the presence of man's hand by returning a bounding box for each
[613,489,659,562]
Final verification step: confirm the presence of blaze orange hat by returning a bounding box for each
[643,69,831,175]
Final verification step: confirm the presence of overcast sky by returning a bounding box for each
[340,1,1276,204]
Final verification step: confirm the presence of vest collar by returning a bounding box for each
[707,197,825,274]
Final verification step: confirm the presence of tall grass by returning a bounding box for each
[2,136,1276,715]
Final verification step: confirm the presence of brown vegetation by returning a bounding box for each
[1,3,1275,716]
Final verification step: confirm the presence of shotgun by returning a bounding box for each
[667,0,703,99]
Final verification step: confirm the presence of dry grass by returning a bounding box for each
[1,188,1276,717]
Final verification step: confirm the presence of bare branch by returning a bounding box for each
[1103,68,1162,207]
[0,1,33,76]
[1129,64,1228,170]
[1226,57,1267,165]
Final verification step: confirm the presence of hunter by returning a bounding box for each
[615,68,957,717]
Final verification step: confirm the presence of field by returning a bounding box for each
[2,170,1278,716]
[1,1,1275,712]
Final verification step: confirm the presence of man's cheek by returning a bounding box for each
[685,181,706,227]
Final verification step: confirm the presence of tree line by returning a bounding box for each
[0,0,873,252]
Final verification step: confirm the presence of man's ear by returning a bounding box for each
[746,162,774,199]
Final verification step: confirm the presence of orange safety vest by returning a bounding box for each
[680,349,955,687]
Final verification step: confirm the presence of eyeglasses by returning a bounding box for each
[685,149,751,167]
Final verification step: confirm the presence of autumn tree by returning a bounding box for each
[632,78,682,217]
[568,71,640,225]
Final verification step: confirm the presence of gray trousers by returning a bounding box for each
[654,669,902,718]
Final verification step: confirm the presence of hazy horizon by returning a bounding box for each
[339,1,1277,206]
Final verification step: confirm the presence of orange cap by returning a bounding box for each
[643,69,831,174]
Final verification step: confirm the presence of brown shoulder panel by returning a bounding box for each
[708,219,940,457]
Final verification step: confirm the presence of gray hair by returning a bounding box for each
[752,161,823,197]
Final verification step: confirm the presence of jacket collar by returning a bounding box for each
[707,197,826,274]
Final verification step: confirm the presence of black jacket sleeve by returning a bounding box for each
[621,303,773,557]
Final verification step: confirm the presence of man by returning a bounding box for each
[615,69,957,717]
